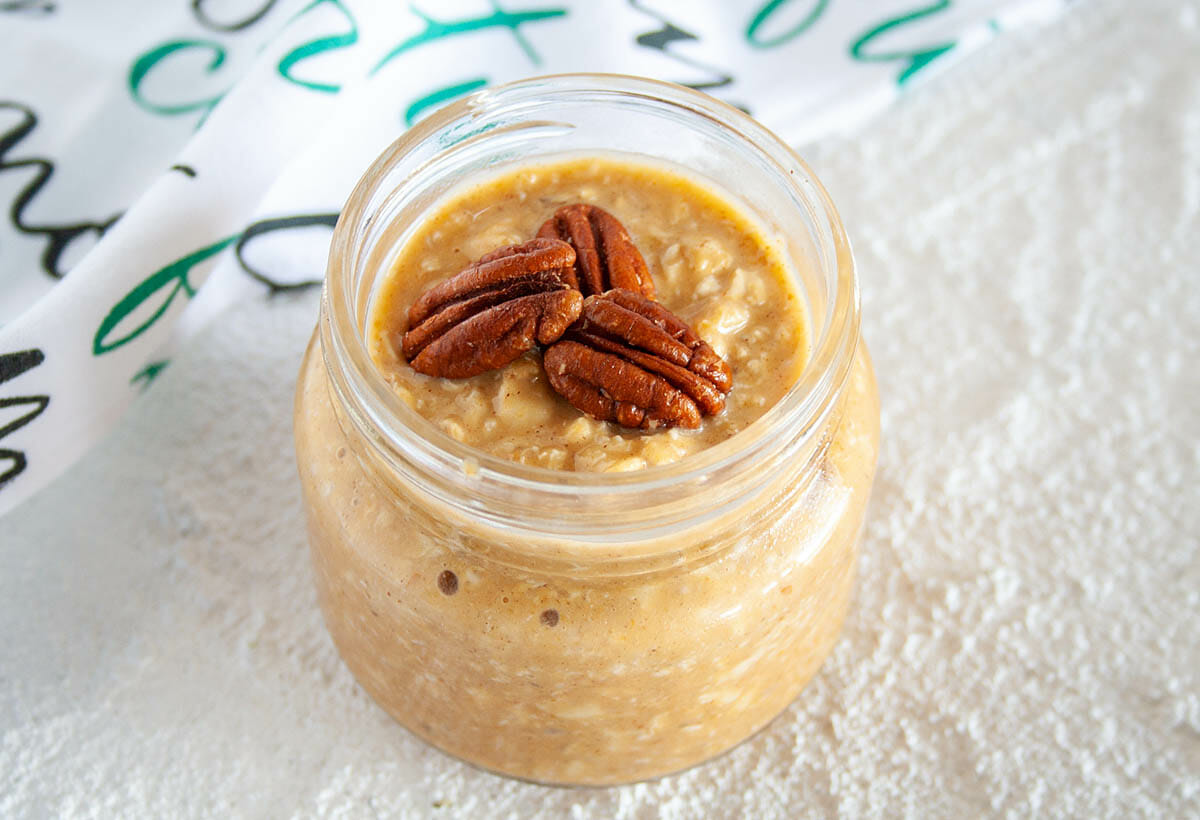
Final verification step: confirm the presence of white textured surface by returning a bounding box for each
[3,1,1198,816]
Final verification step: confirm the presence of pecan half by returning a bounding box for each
[543,289,732,429]
[402,238,583,378]
[537,204,656,298]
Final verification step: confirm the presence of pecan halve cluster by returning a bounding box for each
[400,204,732,430]
[544,289,732,429]
[537,203,656,298]
[402,238,581,379]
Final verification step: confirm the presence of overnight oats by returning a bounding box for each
[294,76,879,785]
[368,157,808,470]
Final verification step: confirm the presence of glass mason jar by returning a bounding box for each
[294,74,879,786]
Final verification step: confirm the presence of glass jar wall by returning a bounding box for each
[294,75,879,786]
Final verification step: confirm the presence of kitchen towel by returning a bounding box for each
[0,0,1069,516]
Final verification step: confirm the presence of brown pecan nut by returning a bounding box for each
[543,289,732,429]
[536,204,656,298]
[402,238,583,378]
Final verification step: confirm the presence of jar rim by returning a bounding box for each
[321,73,859,534]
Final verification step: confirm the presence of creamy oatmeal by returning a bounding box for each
[295,339,878,785]
[295,144,879,785]
[367,157,808,471]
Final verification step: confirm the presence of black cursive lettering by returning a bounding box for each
[0,101,121,279]
[0,348,49,491]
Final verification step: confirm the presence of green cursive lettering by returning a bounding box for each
[93,235,239,355]
[372,1,566,75]
[128,39,230,120]
[745,0,829,49]
[850,1,956,86]
[277,0,359,93]
[404,77,488,126]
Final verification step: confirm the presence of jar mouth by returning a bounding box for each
[322,74,859,530]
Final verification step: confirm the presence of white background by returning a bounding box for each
[3,0,1197,816]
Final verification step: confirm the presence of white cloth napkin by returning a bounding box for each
[0,0,1067,516]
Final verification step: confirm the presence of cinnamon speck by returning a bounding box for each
[437,570,459,596]
[540,609,559,627]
